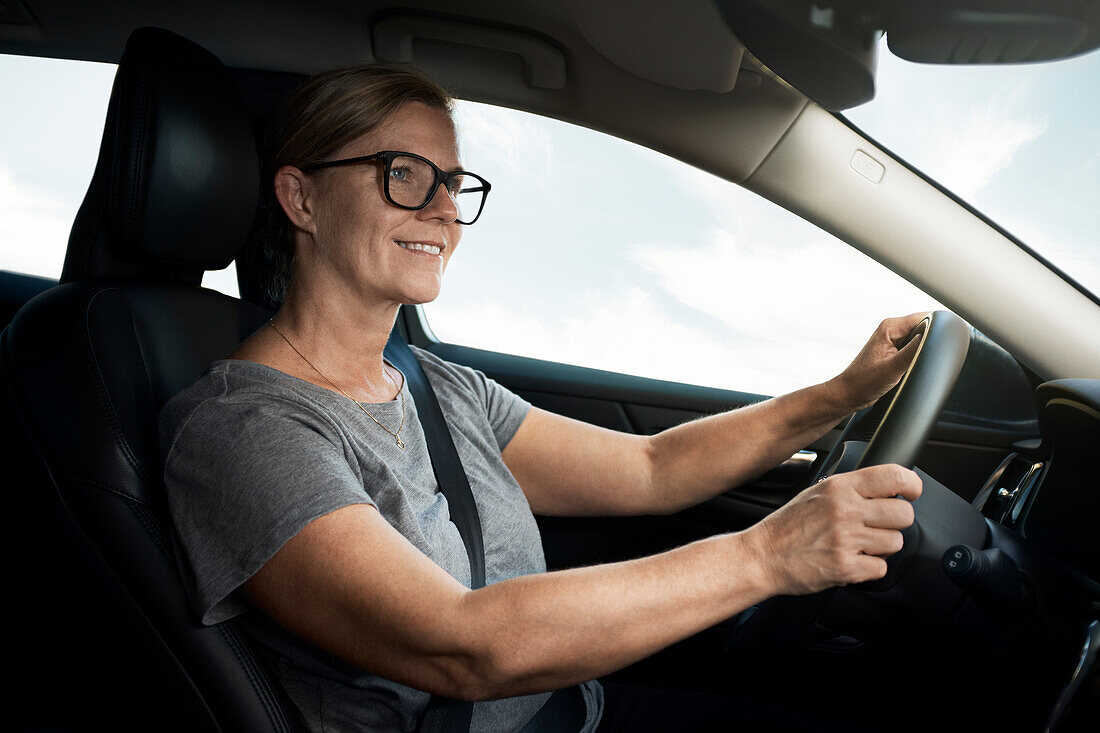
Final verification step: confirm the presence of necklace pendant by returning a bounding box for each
[396,436,405,450]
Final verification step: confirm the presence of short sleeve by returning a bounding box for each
[161,390,373,625]
[409,346,531,450]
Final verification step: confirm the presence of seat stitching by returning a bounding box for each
[130,501,172,558]
[80,287,153,489]
[60,473,151,507]
[124,61,148,247]
[62,476,172,556]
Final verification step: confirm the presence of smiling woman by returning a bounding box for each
[159,63,572,732]
[151,52,929,733]
[257,63,460,309]
[5,5,1099,732]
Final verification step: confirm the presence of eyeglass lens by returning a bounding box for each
[387,155,486,224]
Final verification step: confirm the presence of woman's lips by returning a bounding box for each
[395,240,443,256]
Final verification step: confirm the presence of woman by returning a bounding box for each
[160,64,923,732]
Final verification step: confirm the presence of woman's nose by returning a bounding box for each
[421,181,460,223]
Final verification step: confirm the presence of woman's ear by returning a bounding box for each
[273,165,316,234]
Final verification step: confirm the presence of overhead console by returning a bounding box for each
[713,0,1100,109]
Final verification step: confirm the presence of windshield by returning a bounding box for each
[845,40,1100,299]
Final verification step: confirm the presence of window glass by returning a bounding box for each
[424,102,941,397]
[0,52,238,296]
[0,53,114,279]
[845,42,1100,298]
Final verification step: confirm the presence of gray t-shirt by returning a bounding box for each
[160,346,603,732]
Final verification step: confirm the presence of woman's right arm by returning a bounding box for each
[241,463,921,701]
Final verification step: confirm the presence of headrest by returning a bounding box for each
[62,27,260,284]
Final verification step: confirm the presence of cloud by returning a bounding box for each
[455,101,555,185]
[429,112,943,398]
[630,226,939,353]
[428,245,938,398]
[427,287,817,396]
[855,53,1049,203]
[986,208,1100,299]
[934,108,1047,201]
[0,164,72,277]
[435,94,947,398]
[0,160,242,296]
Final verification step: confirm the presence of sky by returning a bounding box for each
[845,44,1100,300]
[1,42,1097,397]
[0,54,114,277]
[428,101,944,395]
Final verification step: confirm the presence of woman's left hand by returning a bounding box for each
[832,312,929,412]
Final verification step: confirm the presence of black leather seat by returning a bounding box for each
[1,27,305,732]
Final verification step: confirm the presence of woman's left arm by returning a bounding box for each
[503,313,926,517]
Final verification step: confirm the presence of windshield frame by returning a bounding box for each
[834,111,1100,310]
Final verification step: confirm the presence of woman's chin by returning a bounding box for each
[393,282,443,307]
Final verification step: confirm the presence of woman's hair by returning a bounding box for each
[259,64,454,304]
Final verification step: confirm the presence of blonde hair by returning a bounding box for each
[261,64,454,303]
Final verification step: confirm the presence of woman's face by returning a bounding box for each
[298,101,464,307]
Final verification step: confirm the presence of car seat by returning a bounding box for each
[1,26,306,732]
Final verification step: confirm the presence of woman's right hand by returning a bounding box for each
[240,464,921,701]
[744,464,923,597]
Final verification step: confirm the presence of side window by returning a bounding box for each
[0,53,237,296]
[423,102,941,397]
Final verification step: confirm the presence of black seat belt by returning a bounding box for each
[384,331,484,733]
[384,330,585,733]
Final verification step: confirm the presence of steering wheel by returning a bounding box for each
[810,310,971,484]
[727,310,972,654]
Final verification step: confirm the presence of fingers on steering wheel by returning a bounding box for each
[861,496,917,530]
[850,464,923,501]
[845,554,889,584]
[882,311,929,348]
[897,330,923,358]
[895,311,930,334]
[860,527,906,558]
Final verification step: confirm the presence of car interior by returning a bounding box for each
[2,1,1099,731]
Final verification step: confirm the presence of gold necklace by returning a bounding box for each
[268,319,407,450]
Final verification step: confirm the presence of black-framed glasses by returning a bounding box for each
[300,150,491,225]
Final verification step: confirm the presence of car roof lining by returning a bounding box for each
[0,0,808,184]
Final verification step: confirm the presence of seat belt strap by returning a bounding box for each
[384,333,486,589]
[383,331,485,733]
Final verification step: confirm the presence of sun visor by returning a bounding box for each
[569,0,745,92]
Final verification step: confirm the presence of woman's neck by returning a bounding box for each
[268,286,403,402]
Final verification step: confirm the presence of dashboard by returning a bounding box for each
[975,379,1100,584]
[948,379,1100,729]
[809,377,1100,730]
